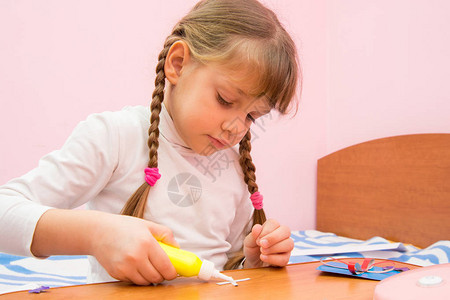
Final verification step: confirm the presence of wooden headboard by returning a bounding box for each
[316,133,450,248]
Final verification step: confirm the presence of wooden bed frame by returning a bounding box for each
[316,133,450,248]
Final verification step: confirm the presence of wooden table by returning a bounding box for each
[2,259,418,299]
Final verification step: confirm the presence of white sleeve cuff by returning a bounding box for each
[0,196,52,257]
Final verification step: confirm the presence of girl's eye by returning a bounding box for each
[247,114,256,123]
[217,93,232,106]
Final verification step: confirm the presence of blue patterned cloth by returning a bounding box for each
[0,254,87,294]
[1,230,449,294]
[289,230,450,266]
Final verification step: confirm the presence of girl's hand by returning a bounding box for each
[91,214,179,285]
[243,219,294,268]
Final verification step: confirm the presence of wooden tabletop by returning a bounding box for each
[2,259,419,300]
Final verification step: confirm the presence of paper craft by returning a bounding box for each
[28,286,50,293]
[216,278,251,285]
[317,258,409,281]
[295,242,407,256]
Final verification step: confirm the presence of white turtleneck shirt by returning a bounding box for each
[0,105,253,283]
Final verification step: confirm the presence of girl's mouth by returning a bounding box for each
[207,135,227,149]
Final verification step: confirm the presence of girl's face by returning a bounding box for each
[165,62,271,156]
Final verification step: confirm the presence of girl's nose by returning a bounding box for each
[221,114,250,145]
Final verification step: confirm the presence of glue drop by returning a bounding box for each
[158,242,238,286]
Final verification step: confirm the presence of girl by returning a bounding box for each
[0,0,299,285]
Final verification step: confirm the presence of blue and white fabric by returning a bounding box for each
[289,230,450,266]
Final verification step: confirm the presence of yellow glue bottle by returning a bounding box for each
[158,242,238,286]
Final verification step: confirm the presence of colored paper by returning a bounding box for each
[317,262,403,281]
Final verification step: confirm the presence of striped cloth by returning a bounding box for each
[289,230,450,266]
[1,230,449,294]
[0,254,87,294]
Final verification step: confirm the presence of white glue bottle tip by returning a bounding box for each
[214,270,238,286]
[198,259,238,286]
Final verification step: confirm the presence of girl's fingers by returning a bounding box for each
[258,224,291,248]
[259,237,294,255]
[137,259,164,284]
[148,222,180,248]
[148,241,178,281]
[120,271,151,286]
[257,219,280,243]
[255,220,293,268]
[252,223,263,240]
[260,252,291,267]
[244,224,263,248]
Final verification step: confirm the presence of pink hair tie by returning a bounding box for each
[144,167,161,186]
[250,191,263,210]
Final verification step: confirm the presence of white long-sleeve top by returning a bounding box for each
[0,105,253,283]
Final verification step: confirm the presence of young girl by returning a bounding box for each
[0,0,299,285]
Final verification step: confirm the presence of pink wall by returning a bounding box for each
[326,0,450,153]
[1,1,449,231]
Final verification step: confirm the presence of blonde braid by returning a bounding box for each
[121,35,180,218]
[239,130,267,225]
[224,130,267,270]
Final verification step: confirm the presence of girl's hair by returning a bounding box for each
[121,0,300,269]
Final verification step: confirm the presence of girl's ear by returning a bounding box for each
[164,41,191,85]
